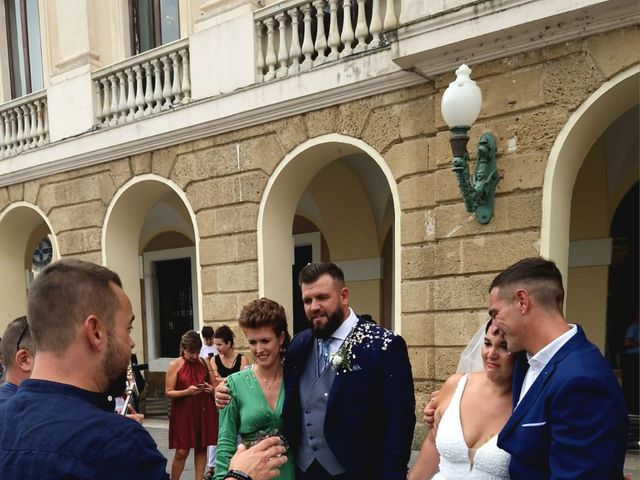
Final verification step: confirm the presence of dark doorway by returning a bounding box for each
[292,245,313,334]
[156,257,193,357]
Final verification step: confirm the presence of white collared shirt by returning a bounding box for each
[319,307,358,355]
[517,324,577,405]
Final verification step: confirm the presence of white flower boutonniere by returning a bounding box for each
[329,321,397,374]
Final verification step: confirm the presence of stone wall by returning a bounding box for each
[1,24,637,443]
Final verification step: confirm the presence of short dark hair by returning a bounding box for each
[201,326,214,339]
[490,257,564,312]
[214,325,235,346]
[238,298,291,353]
[27,259,122,355]
[298,262,345,287]
[1,316,33,369]
[180,330,202,354]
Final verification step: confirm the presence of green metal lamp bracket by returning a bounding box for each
[449,127,499,224]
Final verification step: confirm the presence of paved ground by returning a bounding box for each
[144,416,639,479]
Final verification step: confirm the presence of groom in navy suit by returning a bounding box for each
[490,257,627,479]
[283,262,415,480]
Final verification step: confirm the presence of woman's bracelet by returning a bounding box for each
[225,470,252,480]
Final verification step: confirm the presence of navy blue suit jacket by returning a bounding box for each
[497,326,628,479]
[283,318,415,480]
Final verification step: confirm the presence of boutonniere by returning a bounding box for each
[329,321,396,374]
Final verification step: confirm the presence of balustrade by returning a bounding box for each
[254,0,398,82]
[0,91,49,160]
[93,39,190,128]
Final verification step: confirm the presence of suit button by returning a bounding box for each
[306,423,312,426]
[309,436,314,440]
[313,447,318,451]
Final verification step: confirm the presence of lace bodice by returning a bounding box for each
[433,374,510,480]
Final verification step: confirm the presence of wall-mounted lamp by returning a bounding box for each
[441,64,499,224]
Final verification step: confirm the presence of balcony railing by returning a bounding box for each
[254,0,398,82]
[0,90,49,159]
[92,38,191,128]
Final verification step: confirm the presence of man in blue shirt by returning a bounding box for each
[0,316,34,404]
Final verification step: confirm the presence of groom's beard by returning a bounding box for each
[105,368,128,398]
[311,308,344,339]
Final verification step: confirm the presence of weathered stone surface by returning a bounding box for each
[543,53,604,110]
[480,66,544,119]
[8,184,23,202]
[434,167,459,203]
[402,313,434,346]
[408,346,429,379]
[66,250,102,265]
[587,26,640,79]
[384,138,430,181]
[402,244,436,279]
[196,204,258,237]
[304,106,339,138]
[434,130,452,167]
[172,145,237,188]
[130,152,152,175]
[175,140,194,155]
[496,152,545,192]
[431,273,494,311]
[0,188,10,212]
[238,171,268,203]
[23,181,39,204]
[401,279,431,312]
[187,171,266,212]
[433,239,462,276]
[369,83,435,108]
[200,233,257,265]
[434,347,464,380]
[361,105,401,153]
[241,135,285,174]
[57,228,102,255]
[39,173,116,214]
[49,201,105,231]
[398,174,436,210]
[399,96,437,138]
[461,231,540,273]
[201,262,258,293]
[109,159,133,189]
[338,100,371,137]
[152,146,179,178]
[401,210,435,245]
[202,293,239,320]
[515,107,568,153]
[275,115,309,154]
[433,311,487,346]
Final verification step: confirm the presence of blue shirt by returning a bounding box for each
[0,381,18,404]
[0,379,169,479]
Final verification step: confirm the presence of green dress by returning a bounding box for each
[214,368,294,480]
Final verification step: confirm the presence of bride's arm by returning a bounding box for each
[407,429,439,480]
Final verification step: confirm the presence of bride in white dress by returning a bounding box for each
[408,321,514,480]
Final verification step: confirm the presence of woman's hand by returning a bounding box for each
[186,385,201,396]
[228,437,287,480]
[201,381,215,394]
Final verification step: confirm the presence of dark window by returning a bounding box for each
[4,0,44,98]
[130,0,180,55]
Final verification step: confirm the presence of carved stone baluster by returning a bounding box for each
[9,110,17,154]
[301,3,314,71]
[109,75,119,126]
[354,0,368,53]
[26,104,35,149]
[43,101,49,143]
[100,78,111,126]
[313,0,327,65]
[161,55,172,109]
[169,52,182,104]
[15,107,24,153]
[255,21,265,82]
[340,0,355,57]
[152,59,163,112]
[369,0,383,48]
[35,101,44,146]
[126,68,136,121]
[288,8,301,74]
[94,80,103,126]
[0,113,5,158]
[327,0,340,61]
[3,112,11,155]
[143,62,154,115]
[180,49,191,103]
[134,65,145,117]
[263,17,277,81]
[117,71,127,124]
[383,0,397,31]
[275,12,289,78]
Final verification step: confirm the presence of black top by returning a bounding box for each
[214,353,243,378]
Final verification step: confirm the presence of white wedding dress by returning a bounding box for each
[432,374,511,480]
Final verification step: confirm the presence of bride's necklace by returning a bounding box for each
[254,368,281,390]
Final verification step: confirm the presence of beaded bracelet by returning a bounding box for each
[226,470,252,480]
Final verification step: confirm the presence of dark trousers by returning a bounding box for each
[296,460,349,480]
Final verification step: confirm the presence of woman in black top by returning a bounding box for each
[211,325,249,379]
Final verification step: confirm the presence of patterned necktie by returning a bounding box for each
[319,339,332,373]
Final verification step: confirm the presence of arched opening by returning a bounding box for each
[259,134,401,334]
[102,175,201,373]
[0,203,57,331]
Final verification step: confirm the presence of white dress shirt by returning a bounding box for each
[317,308,359,368]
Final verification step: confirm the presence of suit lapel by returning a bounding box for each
[327,318,365,408]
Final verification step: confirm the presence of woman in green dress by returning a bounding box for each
[215,298,294,480]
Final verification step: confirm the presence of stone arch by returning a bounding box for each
[258,134,402,332]
[540,65,639,279]
[102,174,201,370]
[0,202,58,329]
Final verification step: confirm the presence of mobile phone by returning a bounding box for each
[208,352,214,358]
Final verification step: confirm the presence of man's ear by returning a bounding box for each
[340,286,349,306]
[514,289,530,315]
[83,315,106,351]
[14,349,34,373]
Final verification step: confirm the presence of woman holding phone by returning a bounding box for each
[166,330,218,480]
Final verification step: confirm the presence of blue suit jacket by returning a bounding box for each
[283,318,415,480]
[497,326,628,479]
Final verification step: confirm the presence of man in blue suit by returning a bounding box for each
[283,262,415,480]
[490,257,627,479]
